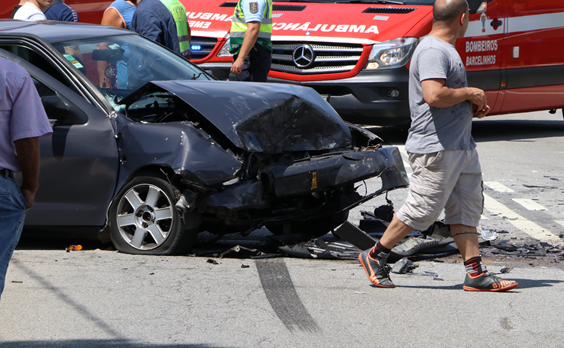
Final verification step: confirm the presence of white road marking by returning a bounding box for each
[555,220,564,228]
[484,181,514,193]
[512,198,547,211]
[483,193,561,243]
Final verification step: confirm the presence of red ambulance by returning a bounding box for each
[3,0,564,125]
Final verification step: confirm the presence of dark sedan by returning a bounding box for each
[0,20,409,255]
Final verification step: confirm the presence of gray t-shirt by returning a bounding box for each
[405,36,475,154]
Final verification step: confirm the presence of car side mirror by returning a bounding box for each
[41,95,87,125]
[468,0,489,14]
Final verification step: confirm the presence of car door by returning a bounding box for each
[501,0,564,114]
[0,44,120,228]
[457,0,507,114]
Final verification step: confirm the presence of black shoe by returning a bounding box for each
[358,249,395,288]
[463,272,519,292]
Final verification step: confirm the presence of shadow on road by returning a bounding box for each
[0,341,231,348]
[393,277,562,291]
[364,117,564,145]
[16,235,109,252]
[472,118,564,142]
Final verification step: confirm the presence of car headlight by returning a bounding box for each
[217,39,233,57]
[366,38,418,70]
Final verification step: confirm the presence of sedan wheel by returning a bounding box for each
[109,175,196,255]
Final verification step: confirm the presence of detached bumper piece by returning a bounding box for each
[259,147,407,198]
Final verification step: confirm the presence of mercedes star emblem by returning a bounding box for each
[292,44,315,69]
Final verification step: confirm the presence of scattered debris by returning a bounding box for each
[481,230,498,241]
[11,281,23,284]
[354,292,366,294]
[66,245,82,252]
[391,258,418,274]
[499,267,513,274]
[219,245,259,258]
[207,259,219,265]
[433,277,444,281]
[523,184,558,189]
[333,221,377,250]
[241,264,250,268]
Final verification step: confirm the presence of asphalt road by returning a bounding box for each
[1,111,564,347]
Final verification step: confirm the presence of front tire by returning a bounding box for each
[109,175,196,255]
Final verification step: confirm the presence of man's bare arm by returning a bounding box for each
[422,78,488,110]
[101,7,125,28]
[230,21,261,75]
[14,137,40,209]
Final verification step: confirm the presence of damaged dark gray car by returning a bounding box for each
[0,21,408,255]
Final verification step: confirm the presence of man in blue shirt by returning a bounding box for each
[0,57,52,300]
[44,0,79,22]
[131,0,180,55]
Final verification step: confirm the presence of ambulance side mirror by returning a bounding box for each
[468,0,489,14]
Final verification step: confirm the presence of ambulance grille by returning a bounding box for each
[220,2,307,11]
[190,37,218,60]
[271,42,364,75]
[362,7,417,14]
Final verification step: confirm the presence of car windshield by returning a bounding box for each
[51,34,213,111]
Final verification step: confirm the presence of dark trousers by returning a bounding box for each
[233,50,272,82]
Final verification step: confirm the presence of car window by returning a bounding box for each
[0,44,82,96]
[32,77,87,125]
[49,35,214,112]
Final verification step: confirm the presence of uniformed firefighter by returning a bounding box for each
[229,0,272,82]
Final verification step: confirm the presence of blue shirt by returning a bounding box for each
[106,0,136,30]
[131,0,180,55]
[44,0,79,22]
[0,58,52,173]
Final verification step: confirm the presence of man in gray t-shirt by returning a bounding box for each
[359,0,519,292]
[406,35,475,154]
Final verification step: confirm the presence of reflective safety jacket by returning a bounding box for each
[160,0,190,57]
[229,0,272,55]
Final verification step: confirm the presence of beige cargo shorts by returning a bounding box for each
[395,148,484,231]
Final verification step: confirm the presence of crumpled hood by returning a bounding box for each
[122,80,352,154]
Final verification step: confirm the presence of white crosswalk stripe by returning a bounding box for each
[512,198,548,211]
[484,181,514,193]
[483,193,561,243]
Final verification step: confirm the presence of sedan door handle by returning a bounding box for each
[491,20,503,27]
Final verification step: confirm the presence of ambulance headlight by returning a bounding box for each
[366,38,418,70]
[217,39,233,57]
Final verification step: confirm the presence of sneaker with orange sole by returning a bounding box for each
[463,272,519,292]
[358,249,395,288]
